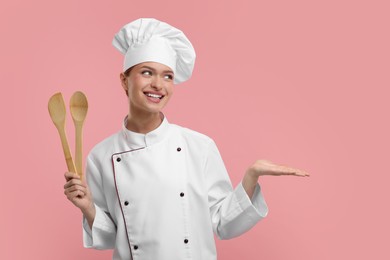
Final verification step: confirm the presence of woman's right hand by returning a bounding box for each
[64,172,94,214]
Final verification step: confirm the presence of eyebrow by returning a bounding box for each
[140,65,174,74]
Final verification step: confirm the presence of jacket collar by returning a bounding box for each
[121,113,170,149]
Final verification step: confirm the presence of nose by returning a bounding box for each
[151,75,163,90]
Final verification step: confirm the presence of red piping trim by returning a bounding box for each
[111,147,145,259]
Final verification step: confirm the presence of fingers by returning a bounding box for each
[64,177,85,189]
[64,183,87,194]
[282,166,310,177]
[272,165,310,177]
[63,172,93,211]
[64,172,88,200]
[64,172,80,182]
[64,187,86,198]
[65,189,86,202]
[64,181,88,202]
[252,160,310,177]
[295,170,310,177]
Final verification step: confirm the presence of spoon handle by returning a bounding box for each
[75,123,83,180]
[57,126,77,174]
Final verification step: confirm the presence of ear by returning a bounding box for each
[120,73,129,96]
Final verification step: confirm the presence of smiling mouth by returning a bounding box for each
[144,92,164,99]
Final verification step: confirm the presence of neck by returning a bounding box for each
[126,109,163,134]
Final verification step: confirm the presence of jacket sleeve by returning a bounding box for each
[82,155,117,249]
[205,140,269,240]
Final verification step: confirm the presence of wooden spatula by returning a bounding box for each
[48,92,77,175]
[70,91,88,180]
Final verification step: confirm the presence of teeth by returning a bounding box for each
[146,93,162,99]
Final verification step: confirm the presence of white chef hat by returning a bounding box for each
[112,18,196,84]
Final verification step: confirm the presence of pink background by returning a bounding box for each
[1,0,389,259]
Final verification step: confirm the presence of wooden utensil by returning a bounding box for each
[48,92,77,174]
[70,91,88,180]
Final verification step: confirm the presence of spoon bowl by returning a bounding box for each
[48,92,76,173]
[70,91,88,123]
[48,93,66,126]
[70,91,88,179]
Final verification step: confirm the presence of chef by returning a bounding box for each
[63,18,309,260]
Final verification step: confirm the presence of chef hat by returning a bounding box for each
[112,18,196,84]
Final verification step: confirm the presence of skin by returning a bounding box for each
[120,62,174,133]
[64,61,309,229]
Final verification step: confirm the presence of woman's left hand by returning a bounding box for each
[247,159,310,178]
[242,160,309,198]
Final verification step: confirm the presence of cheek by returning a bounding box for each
[127,85,143,103]
[166,84,174,96]
[128,77,147,93]
[130,74,149,87]
[133,74,143,82]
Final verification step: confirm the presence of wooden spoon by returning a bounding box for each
[70,91,88,180]
[48,93,77,174]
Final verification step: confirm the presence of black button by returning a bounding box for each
[116,157,121,162]
[177,147,181,152]
[124,201,129,206]
[184,239,189,244]
[134,245,138,250]
[180,192,184,197]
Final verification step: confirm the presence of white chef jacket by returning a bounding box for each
[82,115,268,260]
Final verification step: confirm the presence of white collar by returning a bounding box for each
[121,114,170,149]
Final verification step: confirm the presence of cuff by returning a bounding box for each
[82,204,116,249]
[235,181,269,219]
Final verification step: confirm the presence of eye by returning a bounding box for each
[164,74,174,80]
[141,70,152,76]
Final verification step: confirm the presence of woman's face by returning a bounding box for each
[120,62,174,115]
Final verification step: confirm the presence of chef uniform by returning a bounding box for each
[82,18,269,260]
